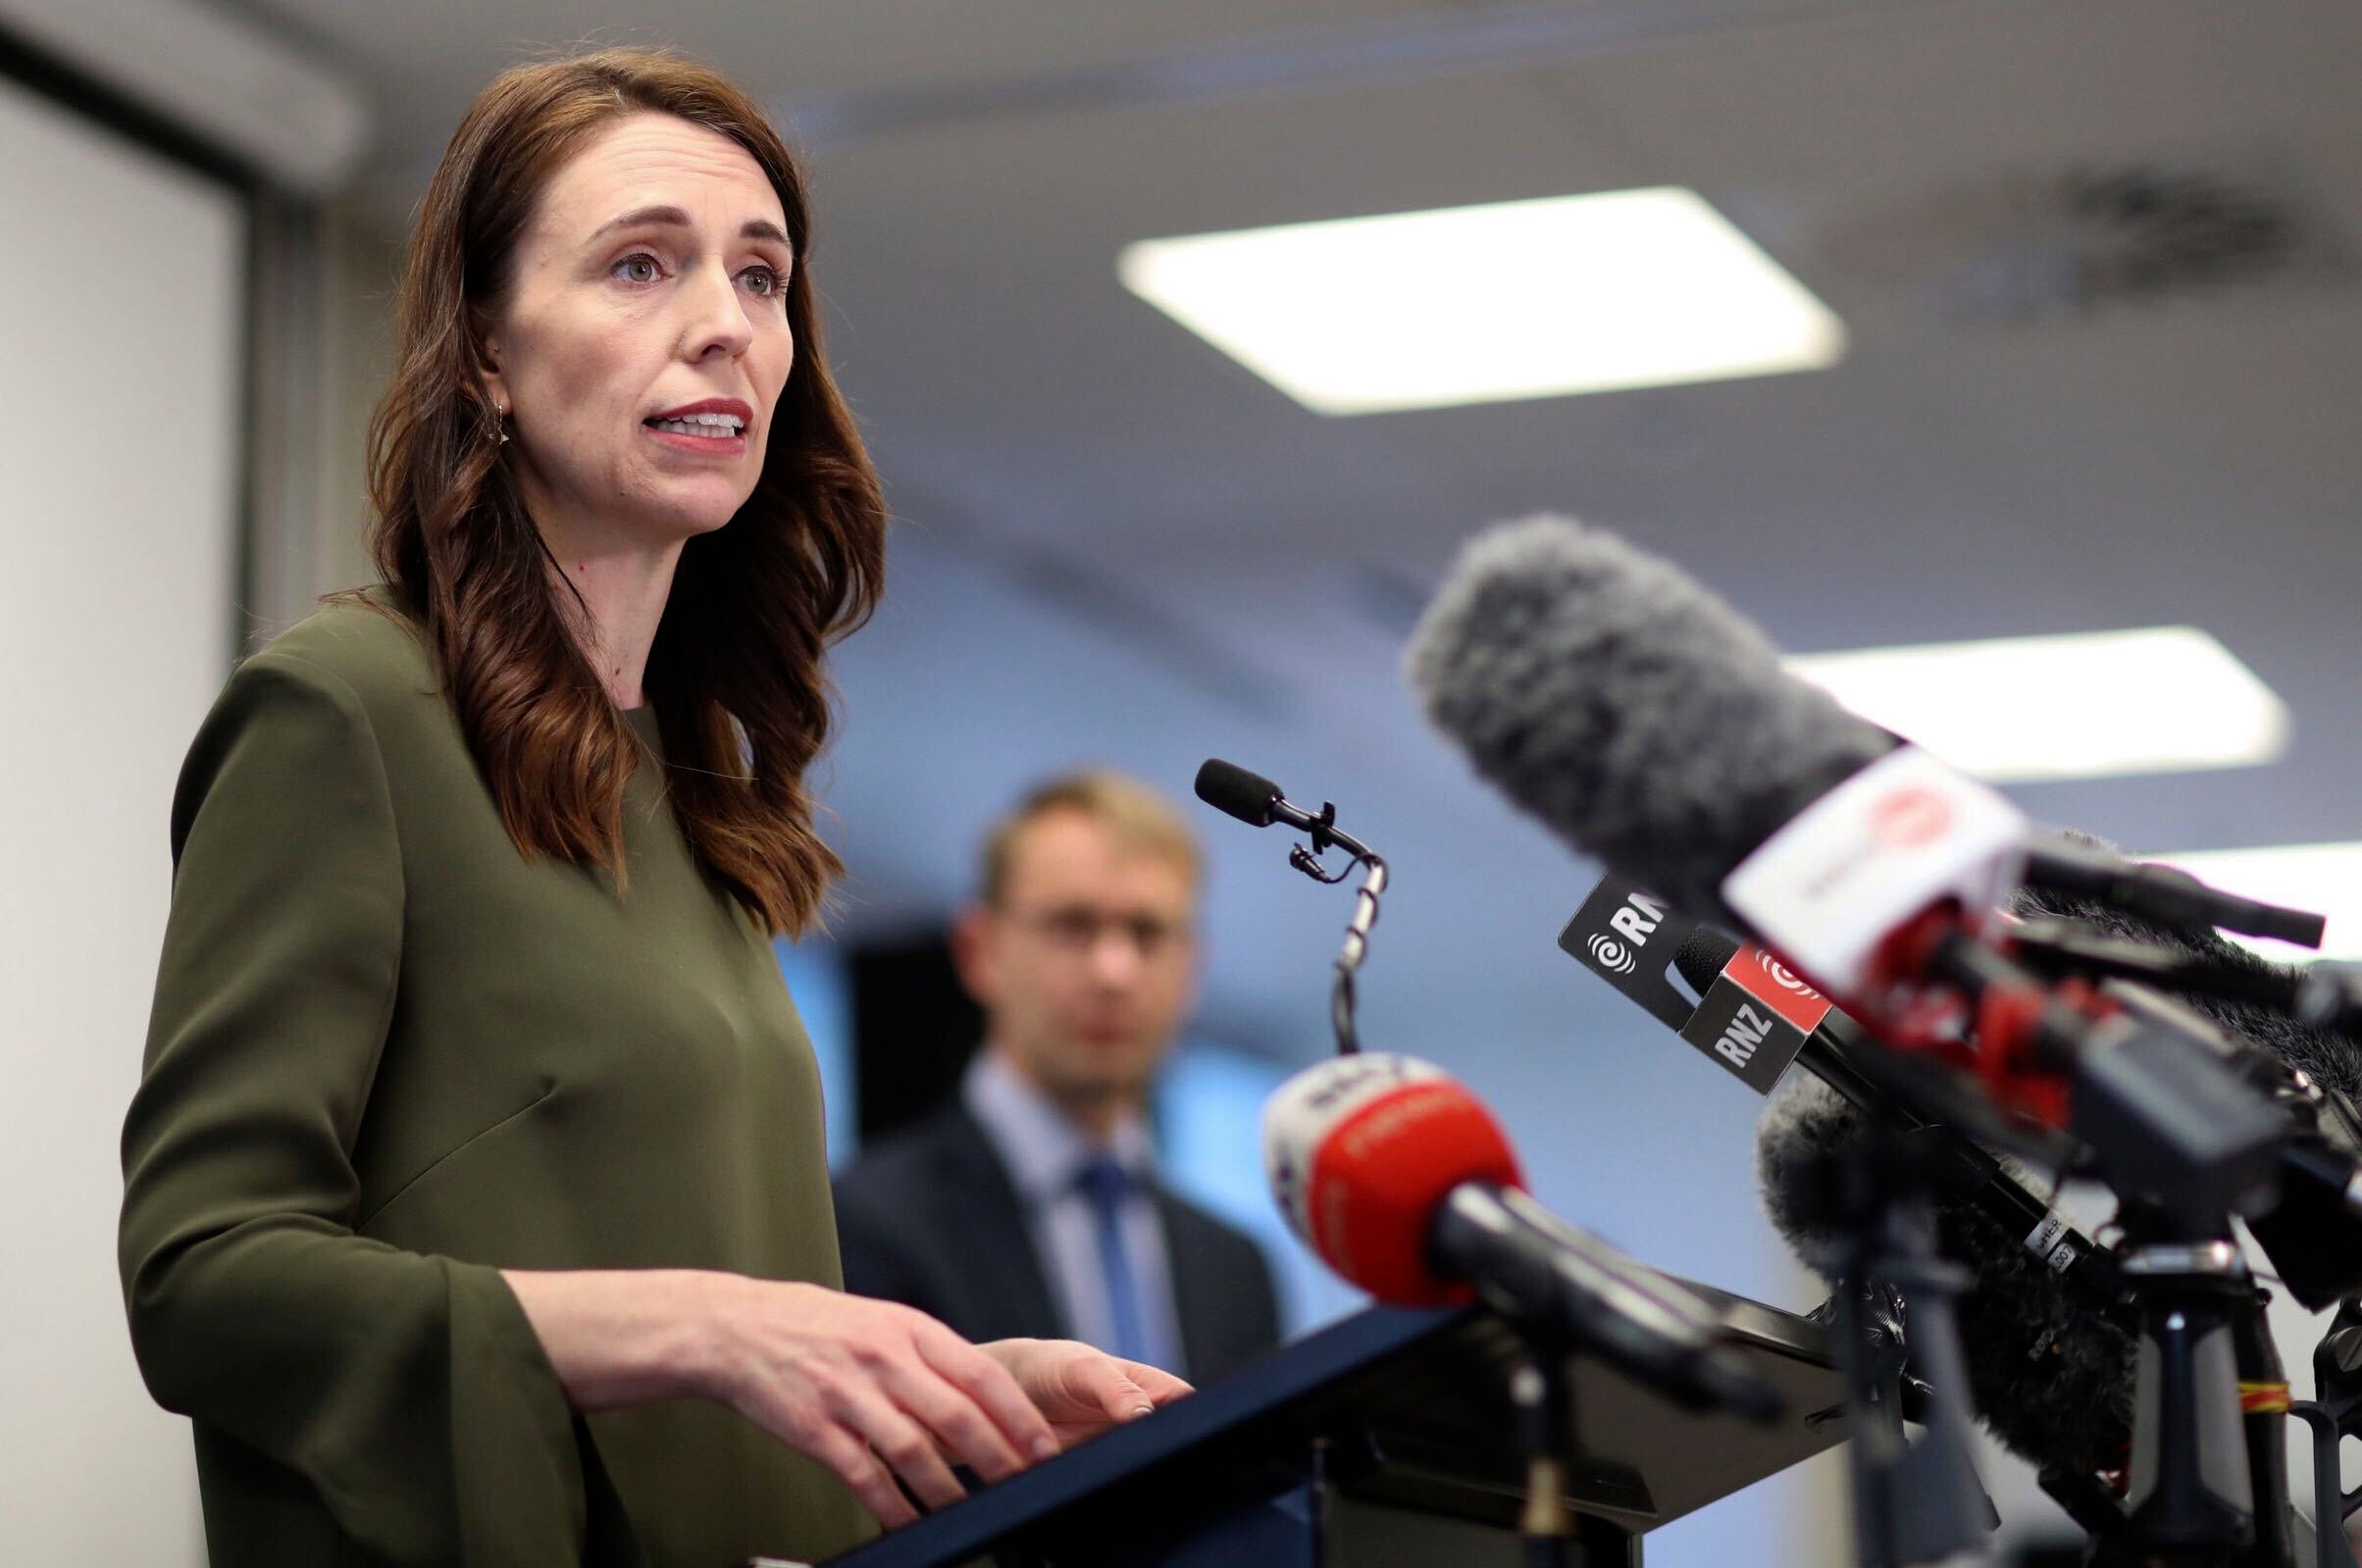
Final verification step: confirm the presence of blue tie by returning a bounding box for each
[1074,1156,1151,1364]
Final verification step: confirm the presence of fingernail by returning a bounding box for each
[1131,1403,1155,1419]
[1031,1436,1058,1460]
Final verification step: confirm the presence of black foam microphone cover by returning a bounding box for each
[1194,758,1282,828]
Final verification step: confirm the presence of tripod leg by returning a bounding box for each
[2288,1405,2357,1568]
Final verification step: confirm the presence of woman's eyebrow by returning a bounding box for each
[590,204,791,250]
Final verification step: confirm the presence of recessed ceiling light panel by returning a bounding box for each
[1117,188,1847,415]
[1787,626,2288,784]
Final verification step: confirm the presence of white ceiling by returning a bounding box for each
[215,0,2362,1060]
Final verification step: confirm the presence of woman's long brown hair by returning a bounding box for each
[365,49,884,936]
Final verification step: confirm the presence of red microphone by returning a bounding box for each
[1261,1053,1519,1304]
[1262,1054,1781,1419]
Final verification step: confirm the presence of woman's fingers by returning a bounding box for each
[1117,1358,1193,1407]
[918,1326,1061,1460]
[827,1377,972,1513]
[876,1356,1029,1484]
[795,1415,920,1531]
[1069,1351,1157,1422]
[714,1289,1121,1527]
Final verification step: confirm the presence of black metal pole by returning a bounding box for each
[1511,1353,1575,1568]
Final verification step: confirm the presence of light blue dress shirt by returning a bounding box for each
[961,1051,1186,1374]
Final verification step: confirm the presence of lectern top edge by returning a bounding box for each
[804,1291,1844,1568]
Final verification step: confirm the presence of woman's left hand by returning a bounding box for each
[979,1339,1193,1448]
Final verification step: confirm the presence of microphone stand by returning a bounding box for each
[1812,1125,2000,1567]
[2013,1223,2281,1568]
[1274,800,1388,1056]
[2291,1300,2362,1568]
[2082,1203,2269,1568]
[1510,1353,1577,1568]
[1909,924,2311,1567]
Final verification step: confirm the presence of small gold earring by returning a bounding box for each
[495,403,510,446]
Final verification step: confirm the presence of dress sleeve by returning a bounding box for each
[119,650,592,1565]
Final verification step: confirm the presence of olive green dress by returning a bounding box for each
[119,594,876,1567]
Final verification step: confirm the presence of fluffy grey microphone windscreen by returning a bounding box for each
[1403,515,1892,916]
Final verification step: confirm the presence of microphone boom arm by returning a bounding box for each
[1284,804,1388,1055]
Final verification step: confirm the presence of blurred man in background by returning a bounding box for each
[834,772,1280,1386]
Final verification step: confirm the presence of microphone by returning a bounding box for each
[1553,891,2140,1478]
[1757,1075,2141,1481]
[1559,868,2136,1475]
[1407,518,2310,1540]
[1261,1052,1782,1419]
[1557,870,2142,1477]
[1404,515,2317,997]
[1407,516,2287,1232]
[1405,517,1897,946]
[1756,876,2362,1482]
[2010,853,2361,1101]
[1661,923,2130,1308]
[2297,962,2362,1037]
[1194,756,1382,870]
[1194,757,1389,1055]
[1194,758,1300,832]
[2009,868,2362,1311]
[2021,833,2324,950]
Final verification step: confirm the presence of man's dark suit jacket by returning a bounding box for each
[833,1103,1282,1388]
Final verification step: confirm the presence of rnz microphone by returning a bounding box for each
[1262,1052,1781,1420]
[1663,923,2129,1314]
[1561,899,2139,1479]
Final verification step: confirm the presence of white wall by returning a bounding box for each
[0,71,246,1563]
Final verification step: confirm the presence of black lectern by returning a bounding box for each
[778,1284,1846,1568]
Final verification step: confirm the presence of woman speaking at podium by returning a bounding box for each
[118,49,1184,1567]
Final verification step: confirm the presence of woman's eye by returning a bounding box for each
[743,265,782,297]
[612,253,660,284]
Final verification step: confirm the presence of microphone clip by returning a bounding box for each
[1287,802,1354,885]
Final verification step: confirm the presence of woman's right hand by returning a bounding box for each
[699,1276,1059,1529]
